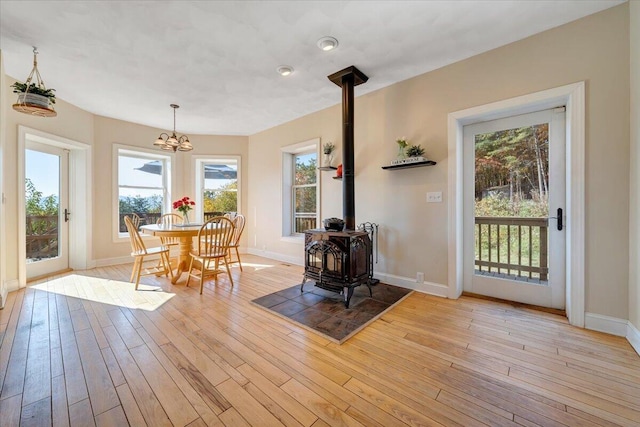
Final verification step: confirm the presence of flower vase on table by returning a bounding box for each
[173,196,195,226]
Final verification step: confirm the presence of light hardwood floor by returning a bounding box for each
[1,254,639,426]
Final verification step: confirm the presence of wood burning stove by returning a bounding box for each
[302,229,373,308]
[302,65,373,307]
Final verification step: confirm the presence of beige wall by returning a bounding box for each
[248,4,631,318]
[629,0,639,331]
[0,4,633,325]
[92,116,248,262]
[0,51,7,306]
[1,78,249,281]
[2,77,95,284]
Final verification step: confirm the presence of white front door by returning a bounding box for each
[25,141,69,279]
[463,108,566,309]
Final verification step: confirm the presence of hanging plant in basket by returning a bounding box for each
[11,47,57,117]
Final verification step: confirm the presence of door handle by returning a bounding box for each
[64,208,70,223]
[551,208,563,231]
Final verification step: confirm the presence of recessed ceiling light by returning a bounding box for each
[277,65,294,76]
[317,36,339,51]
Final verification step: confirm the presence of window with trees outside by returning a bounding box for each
[115,147,171,237]
[292,151,317,234]
[194,158,239,222]
[281,138,319,237]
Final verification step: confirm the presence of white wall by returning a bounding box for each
[248,4,631,317]
[629,0,640,336]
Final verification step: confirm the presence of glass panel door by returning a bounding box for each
[25,141,69,279]
[463,108,566,309]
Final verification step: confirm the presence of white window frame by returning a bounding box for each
[112,144,174,241]
[281,138,320,240]
[192,155,242,222]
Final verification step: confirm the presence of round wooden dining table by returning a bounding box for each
[140,223,202,284]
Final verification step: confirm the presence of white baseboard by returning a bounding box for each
[94,255,134,268]
[6,279,20,293]
[373,272,448,298]
[584,312,628,337]
[627,321,640,356]
[246,248,304,266]
[0,282,8,309]
[246,249,448,296]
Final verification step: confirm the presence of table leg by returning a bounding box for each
[171,236,193,284]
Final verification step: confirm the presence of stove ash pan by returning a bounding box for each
[301,229,372,308]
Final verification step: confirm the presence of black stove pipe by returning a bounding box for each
[328,66,368,231]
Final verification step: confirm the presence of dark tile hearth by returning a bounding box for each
[252,282,412,343]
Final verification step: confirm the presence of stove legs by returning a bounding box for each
[343,286,355,308]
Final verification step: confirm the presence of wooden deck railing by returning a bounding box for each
[475,216,548,281]
[26,214,59,260]
[295,214,316,233]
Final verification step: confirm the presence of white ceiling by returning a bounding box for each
[0,1,623,136]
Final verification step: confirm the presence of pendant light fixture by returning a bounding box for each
[153,104,193,152]
[11,47,57,118]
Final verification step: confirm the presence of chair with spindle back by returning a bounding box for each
[124,215,173,289]
[186,216,235,294]
[156,213,183,268]
[226,214,246,271]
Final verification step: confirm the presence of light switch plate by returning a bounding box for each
[427,192,442,203]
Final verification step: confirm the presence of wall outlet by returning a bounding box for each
[416,272,424,284]
[426,192,442,203]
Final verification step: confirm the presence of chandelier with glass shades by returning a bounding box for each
[153,104,193,152]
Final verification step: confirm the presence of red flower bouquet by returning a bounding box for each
[173,196,195,215]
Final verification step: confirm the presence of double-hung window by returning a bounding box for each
[114,146,172,238]
[193,157,240,222]
[282,138,319,236]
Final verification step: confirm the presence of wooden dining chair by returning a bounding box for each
[130,213,142,229]
[227,214,246,271]
[186,216,235,294]
[156,213,183,268]
[156,213,183,246]
[124,215,173,290]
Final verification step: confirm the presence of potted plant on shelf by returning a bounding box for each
[323,142,335,167]
[396,137,408,160]
[406,144,425,158]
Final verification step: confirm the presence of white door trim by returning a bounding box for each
[18,126,92,287]
[447,82,585,327]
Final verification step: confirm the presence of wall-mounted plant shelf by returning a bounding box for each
[381,160,436,170]
[318,166,337,171]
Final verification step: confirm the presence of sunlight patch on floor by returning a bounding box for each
[29,274,175,311]
[241,262,276,271]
